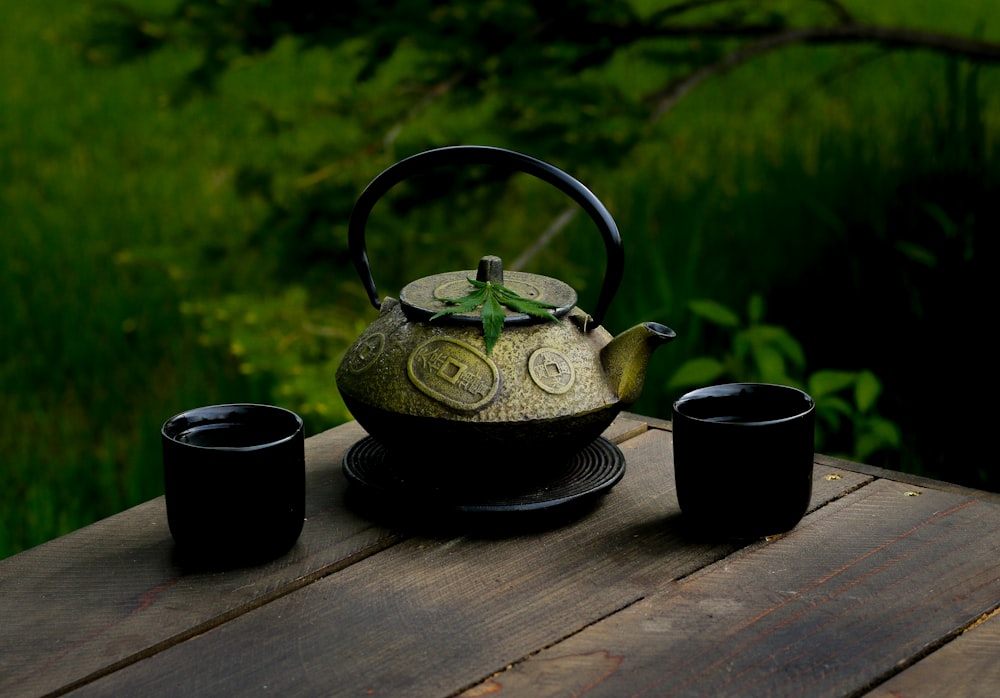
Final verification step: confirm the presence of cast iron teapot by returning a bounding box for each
[336,145,675,473]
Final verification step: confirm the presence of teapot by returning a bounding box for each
[336,145,675,478]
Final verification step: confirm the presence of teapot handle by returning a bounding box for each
[348,145,624,329]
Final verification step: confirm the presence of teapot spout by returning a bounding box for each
[601,322,677,407]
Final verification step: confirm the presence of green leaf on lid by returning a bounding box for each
[430,278,561,354]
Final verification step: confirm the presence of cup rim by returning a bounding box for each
[161,402,304,451]
[672,382,815,426]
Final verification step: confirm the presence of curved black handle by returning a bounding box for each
[348,145,624,328]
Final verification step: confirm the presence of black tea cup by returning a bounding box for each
[161,403,305,566]
[672,383,815,540]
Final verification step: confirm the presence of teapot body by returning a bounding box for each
[335,297,622,461]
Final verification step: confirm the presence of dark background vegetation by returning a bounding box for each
[2,0,997,558]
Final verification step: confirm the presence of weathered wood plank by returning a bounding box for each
[457,480,1000,697]
[814,452,1000,504]
[606,412,651,444]
[0,421,400,698]
[65,428,870,697]
[864,606,1000,698]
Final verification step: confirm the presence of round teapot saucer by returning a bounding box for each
[342,436,625,519]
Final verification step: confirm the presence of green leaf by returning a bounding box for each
[742,324,782,344]
[429,278,559,354]
[747,293,766,325]
[688,299,741,328]
[668,357,726,389]
[854,434,881,463]
[430,285,488,319]
[732,331,752,360]
[854,370,882,414]
[867,416,902,447]
[481,289,504,355]
[497,285,562,320]
[808,370,857,400]
[895,241,938,268]
[751,343,786,383]
[854,415,902,463]
[770,328,807,368]
[816,406,844,432]
[816,395,854,418]
[922,202,958,238]
[741,324,805,369]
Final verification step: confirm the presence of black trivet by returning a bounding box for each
[342,435,626,515]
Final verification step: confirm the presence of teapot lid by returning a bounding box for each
[399,255,577,325]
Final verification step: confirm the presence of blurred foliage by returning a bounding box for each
[178,288,362,432]
[73,0,864,288]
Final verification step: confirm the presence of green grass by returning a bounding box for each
[2,1,998,559]
[0,2,274,556]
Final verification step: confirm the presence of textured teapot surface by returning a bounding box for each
[336,297,616,422]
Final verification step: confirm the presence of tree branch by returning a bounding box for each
[647,0,855,26]
[510,206,578,271]
[645,23,1000,123]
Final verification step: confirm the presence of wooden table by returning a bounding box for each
[2,414,999,697]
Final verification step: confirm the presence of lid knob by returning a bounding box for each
[476,256,504,285]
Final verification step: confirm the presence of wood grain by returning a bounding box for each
[64,428,870,697]
[865,605,1000,698]
[457,480,1000,697]
[0,420,399,698]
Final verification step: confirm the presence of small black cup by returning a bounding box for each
[162,403,305,566]
[672,383,815,540]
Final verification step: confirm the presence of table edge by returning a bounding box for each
[627,412,1000,504]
